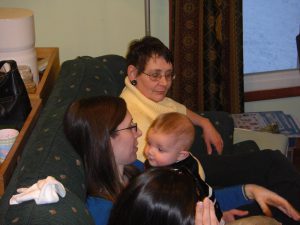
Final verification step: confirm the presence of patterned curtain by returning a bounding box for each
[169,0,244,113]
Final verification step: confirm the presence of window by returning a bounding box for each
[243,0,300,74]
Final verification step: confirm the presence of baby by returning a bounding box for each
[144,112,223,221]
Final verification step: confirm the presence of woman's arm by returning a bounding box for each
[244,184,300,221]
[214,185,253,211]
[218,184,300,222]
[186,109,223,154]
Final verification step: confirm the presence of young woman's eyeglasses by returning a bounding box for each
[142,71,176,82]
[114,123,138,132]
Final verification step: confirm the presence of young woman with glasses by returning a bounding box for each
[63,96,143,225]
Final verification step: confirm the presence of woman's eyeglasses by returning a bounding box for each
[114,123,138,132]
[142,71,176,82]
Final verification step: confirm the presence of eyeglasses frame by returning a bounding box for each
[142,71,176,81]
[114,122,138,133]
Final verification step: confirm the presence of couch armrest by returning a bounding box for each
[233,128,289,156]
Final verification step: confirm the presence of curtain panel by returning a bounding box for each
[169,0,244,113]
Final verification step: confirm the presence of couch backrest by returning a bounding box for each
[0,55,127,225]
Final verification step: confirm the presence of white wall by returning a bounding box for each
[0,0,169,62]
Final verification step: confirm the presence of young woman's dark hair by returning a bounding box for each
[63,95,139,201]
[126,36,173,74]
[108,167,198,225]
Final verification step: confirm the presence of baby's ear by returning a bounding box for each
[177,150,189,161]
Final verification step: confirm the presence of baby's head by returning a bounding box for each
[144,112,195,167]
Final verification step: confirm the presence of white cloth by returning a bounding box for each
[9,176,66,205]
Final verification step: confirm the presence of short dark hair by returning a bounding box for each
[108,167,197,225]
[126,36,173,74]
[63,96,139,200]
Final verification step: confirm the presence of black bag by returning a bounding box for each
[0,60,32,130]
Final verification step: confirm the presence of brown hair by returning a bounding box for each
[148,112,195,151]
[63,96,139,201]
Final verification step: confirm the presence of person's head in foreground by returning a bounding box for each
[63,95,141,201]
[108,167,208,225]
[126,36,175,102]
[144,112,195,167]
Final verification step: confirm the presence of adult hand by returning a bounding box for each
[195,198,220,225]
[222,209,249,222]
[186,109,223,155]
[244,184,300,221]
[202,119,223,155]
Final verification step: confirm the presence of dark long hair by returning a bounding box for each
[63,96,139,201]
[108,167,198,225]
[126,36,173,74]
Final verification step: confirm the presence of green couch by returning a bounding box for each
[0,55,128,225]
[0,54,254,225]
